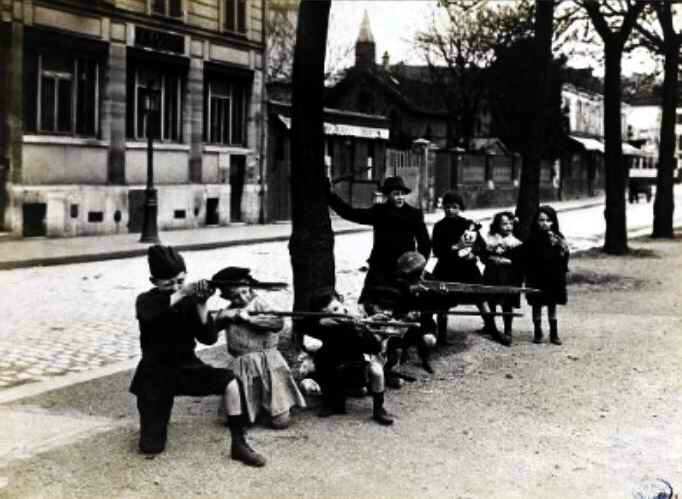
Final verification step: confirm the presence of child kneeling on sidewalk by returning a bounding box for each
[129,245,266,467]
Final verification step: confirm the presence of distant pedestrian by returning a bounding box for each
[522,206,569,345]
[328,176,431,307]
[129,245,266,467]
[431,191,494,343]
[481,211,523,346]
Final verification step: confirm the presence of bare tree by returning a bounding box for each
[414,0,535,147]
[515,0,557,240]
[632,1,680,238]
[289,0,334,342]
[577,0,646,254]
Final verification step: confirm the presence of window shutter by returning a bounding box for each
[225,0,236,31]
[237,0,247,33]
[23,50,38,133]
[169,0,183,18]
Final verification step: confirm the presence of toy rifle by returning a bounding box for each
[418,310,524,318]
[409,280,539,296]
[208,279,288,290]
[248,310,418,334]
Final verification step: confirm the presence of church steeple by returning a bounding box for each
[355,11,376,69]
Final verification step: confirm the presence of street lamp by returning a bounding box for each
[140,81,161,243]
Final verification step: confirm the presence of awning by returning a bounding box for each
[278,115,389,140]
[622,143,642,155]
[569,135,604,153]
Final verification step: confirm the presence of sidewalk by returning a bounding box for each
[0,196,604,270]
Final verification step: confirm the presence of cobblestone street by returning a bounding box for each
[0,196,678,389]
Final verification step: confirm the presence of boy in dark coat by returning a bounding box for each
[130,245,266,466]
[305,293,394,426]
[328,176,431,307]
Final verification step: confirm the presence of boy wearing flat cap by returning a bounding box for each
[328,176,431,308]
[211,267,305,430]
[130,245,266,467]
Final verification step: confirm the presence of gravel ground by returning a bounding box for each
[0,234,680,498]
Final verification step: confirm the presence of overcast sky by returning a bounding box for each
[326,0,658,78]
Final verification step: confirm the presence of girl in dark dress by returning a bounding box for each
[431,191,494,344]
[522,205,569,345]
[481,211,523,346]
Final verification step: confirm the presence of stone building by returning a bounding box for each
[0,0,265,237]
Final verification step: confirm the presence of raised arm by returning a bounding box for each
[328,191,375,225]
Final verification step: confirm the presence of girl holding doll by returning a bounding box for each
[481,211,523,346]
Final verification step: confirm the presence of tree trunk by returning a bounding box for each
[652,37,677,238]
[289,0,334,338]
[602,44,628,254]
[515,0,554,239]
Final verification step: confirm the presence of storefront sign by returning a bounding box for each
[135,27,184,54]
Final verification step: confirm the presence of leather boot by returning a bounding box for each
[417,336,434,374]
[436,314,452,346]
[228,415,266,467]
[549,319,562,345]
[499,316,512,346]
[533,320,543,344]
[371,392,394,426]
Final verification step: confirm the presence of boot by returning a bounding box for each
[499,317,512,347]
[417,337,434,374]
[371,392,394,426]
[549,319,562,345]
[533,320,543,344]
[436,314,453,347]
[228,416,266,467]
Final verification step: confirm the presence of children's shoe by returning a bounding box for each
[372,409,394,426]
[231,441,266,467]
[499,332,512,347]
[549,319,562,345]
[533,322,543,344]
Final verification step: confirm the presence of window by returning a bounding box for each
[130,66,184,142]
[678,135,682,150]
[224,0,247,34]
[32,52,98,136]
[151,0,183,18]
[204,78,247,146]
[677,113,682,125]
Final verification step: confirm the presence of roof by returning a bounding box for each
[327,66,451,116]
[268,99,389,127]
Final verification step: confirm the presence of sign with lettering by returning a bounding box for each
[135,27,184,54]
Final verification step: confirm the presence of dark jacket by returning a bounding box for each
[431,215,484,284]
[130,289,219,396]
[328,192,431,272]
[522,231,569,306]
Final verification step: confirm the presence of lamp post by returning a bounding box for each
[140,81,161,243]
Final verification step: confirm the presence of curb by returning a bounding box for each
[0,200,604,271]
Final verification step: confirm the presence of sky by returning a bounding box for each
[326,0,658,78]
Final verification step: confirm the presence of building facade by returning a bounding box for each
[0,0,265,237]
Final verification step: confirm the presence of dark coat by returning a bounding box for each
[522,232,569,306]
[130,289,225,398]
[328,192,431,272]
[431,216,484,284]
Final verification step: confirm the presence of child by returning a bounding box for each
[431,191,494,342]
[306,292,394,426]
[129,246,266,466]
[522,206,569,345]
[481,211,523,346]
[212,267,306,430]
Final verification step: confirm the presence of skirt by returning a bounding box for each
[228,349,306,423]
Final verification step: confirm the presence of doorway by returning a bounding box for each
[205,197,219,225]
[128,189,145,233]
[230,155,245,222]
[22,203,47,237]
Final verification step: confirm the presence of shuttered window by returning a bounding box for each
[224,0,247,34]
